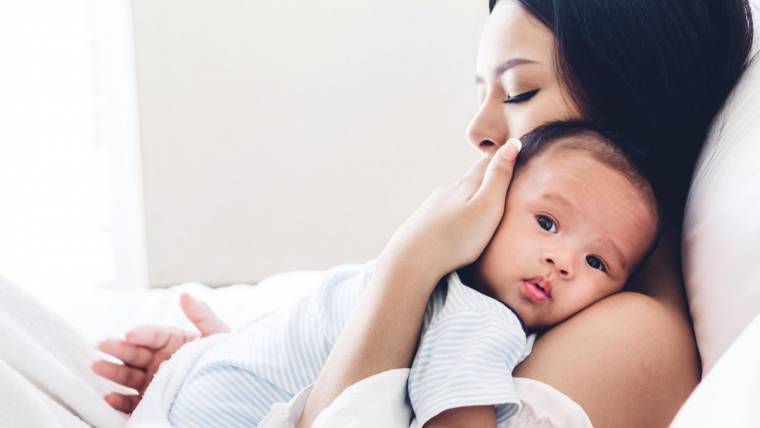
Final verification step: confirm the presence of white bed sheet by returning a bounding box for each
[48,270,326,345]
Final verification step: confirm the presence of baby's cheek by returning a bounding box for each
[561,286,607,320]
[586,281,623,308]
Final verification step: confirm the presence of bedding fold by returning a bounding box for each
[0,275,128,428]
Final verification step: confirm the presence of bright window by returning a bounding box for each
[0,1,145,304]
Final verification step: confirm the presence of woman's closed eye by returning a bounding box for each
[536,214,557,233]
[586,255,607,272]
[505,89,539,104]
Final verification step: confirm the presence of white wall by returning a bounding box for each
[132,0,486,286]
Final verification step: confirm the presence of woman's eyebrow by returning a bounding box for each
[495,58,537,76]
[475,58,538,84]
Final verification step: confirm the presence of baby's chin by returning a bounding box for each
[520,313,550,332]
[457,263,495,296]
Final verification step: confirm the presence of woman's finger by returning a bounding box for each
[97,338,154,368]
[474,138,522,203]
[180,293,231,336]
[91,360,146,390]
[104,392,141,414]
[457,156,492,193]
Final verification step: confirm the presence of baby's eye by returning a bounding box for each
[586,255,607,272]
[536,215,557,233]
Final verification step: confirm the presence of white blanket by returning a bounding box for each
[0,268,324,428]
[0,269,593,428]
[126,334,227,428]
[0,275,128,428]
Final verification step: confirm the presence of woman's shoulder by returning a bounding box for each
[514,291,700,428]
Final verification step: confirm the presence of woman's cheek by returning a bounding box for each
[504,111,534,139]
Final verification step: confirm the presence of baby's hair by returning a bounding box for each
[517,121,658,223]
[516,120,662,281]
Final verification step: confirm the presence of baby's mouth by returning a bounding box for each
[522,276,552,302]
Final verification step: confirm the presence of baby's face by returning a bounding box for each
[469,144,657,329]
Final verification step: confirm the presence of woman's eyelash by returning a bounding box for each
[505,89,540,104]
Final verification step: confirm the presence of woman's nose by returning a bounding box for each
[543,253,574,279]
[466,99,507,156]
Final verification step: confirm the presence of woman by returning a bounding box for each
[95,0,753,426]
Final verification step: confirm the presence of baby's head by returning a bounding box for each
[468,121,660,330]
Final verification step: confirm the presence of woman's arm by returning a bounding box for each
[297,141,522,428]
[297,259,442,426]
[425,405,497,428]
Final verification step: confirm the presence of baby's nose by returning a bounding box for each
[544,255,573,278]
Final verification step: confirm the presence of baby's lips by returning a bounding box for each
[524,276,552,299]
[522,280,550,302]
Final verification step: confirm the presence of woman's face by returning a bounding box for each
[469,1,581,155]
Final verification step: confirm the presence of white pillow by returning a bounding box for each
[669,313,760,427]
[682,4,760,374]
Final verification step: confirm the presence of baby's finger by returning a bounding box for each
[104,392,140,414]
[125,325,197,351]
[457,156,492,194]
[97,338,154,368]
[91,360,146,390]
[180,293,231,336]
[474,138,522,203]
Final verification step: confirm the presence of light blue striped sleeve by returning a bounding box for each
[408,274,527,427]
[167,263,374,428]
[168,362,293,428]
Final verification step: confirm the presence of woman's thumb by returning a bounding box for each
[180,293,231,336]
[476,138,522,200]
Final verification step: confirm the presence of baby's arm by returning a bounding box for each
[408,281,527,427]
[424,405,497,428]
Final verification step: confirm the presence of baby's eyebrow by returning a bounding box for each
[540,192,576,211]
[597,238,627,273]
[540,192,628,272]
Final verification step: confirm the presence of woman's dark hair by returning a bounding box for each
[488,0,754,229]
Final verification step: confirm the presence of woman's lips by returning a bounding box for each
[522,279,551,302]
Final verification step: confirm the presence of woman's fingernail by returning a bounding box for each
[499,138,522,161]
[507,138,522,152]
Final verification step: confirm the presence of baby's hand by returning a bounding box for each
[91,293,230,413]
[378,140,521,281]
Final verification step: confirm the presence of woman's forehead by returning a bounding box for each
[477,1,554,75]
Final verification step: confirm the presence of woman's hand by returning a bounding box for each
[91,293,230,413]
[296,140,521,428]
[379,139,522,281]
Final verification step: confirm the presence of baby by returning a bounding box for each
[167,121,659,428]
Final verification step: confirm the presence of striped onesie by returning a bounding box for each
[168,262,530,427]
